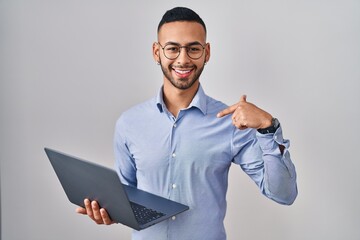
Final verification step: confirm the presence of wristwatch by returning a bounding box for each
[257,118,280,134]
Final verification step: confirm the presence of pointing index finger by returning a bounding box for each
[217,103,238,118]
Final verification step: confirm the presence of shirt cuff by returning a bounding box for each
[255,125,290,152]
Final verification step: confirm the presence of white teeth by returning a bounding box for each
[174,69,191,74]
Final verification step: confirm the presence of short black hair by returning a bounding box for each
[157,7,207,34]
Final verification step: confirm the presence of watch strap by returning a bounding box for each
[257,118,280,134]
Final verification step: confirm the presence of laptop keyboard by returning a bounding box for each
[130,202,165,225]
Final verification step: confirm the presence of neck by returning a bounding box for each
[163,80,199,118]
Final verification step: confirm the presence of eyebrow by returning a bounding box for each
[164,41,203,46]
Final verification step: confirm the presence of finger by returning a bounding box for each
[76,207,87,215]
[232,114,248,129]
[233,120,248,130]
[240,95,247,102]
[100,208,114,225]
[91,201,103,223]
[238,125,248,130]
[84,199,94,218]
[217,104,238,118]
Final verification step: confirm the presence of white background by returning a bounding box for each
[1,0,359,239]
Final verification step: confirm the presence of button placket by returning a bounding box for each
[168,112,185,202]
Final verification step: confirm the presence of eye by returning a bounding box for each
[188,46,202,52]
[165,45,180,52]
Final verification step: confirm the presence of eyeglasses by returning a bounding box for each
[157,42,206,60]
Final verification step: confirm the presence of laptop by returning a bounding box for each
[44,148,189,230]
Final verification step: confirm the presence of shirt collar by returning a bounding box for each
[156,84,207,115]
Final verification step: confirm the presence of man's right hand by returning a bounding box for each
[76,199,116,225]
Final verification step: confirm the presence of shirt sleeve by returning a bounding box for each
[113,117,137,187]
[232,125,298,205]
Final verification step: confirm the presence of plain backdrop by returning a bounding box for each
[1,0,359,239]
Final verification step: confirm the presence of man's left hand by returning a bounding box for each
[217,95,273,130]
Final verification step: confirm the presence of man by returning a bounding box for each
[76,7,297,240]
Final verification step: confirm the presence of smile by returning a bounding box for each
[174,69,191,74]
[172,68,194,78]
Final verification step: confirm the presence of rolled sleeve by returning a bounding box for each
[233,126,298,205]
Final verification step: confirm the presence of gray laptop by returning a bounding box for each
[44,148,189,230]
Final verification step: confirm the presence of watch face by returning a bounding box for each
[273,118,280,128]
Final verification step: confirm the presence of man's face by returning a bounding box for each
[154,21,210,90]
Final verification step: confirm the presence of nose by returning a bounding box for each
[176,47,191,64]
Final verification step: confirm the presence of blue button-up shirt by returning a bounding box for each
[114,85,297,240]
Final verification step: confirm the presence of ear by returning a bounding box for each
[205,42,211,63]
[152,42,160,63]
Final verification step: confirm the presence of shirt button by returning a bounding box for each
[172,184,177,189]
[173,123,177,128]
[172,216,176,220]
[172,153,176,158]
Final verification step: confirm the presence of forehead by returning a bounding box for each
[158,21,206,44]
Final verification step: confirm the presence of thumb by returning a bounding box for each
[240,95,247,102]
[76,207,87,215]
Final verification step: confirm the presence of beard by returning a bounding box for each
[159,60,206,90]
